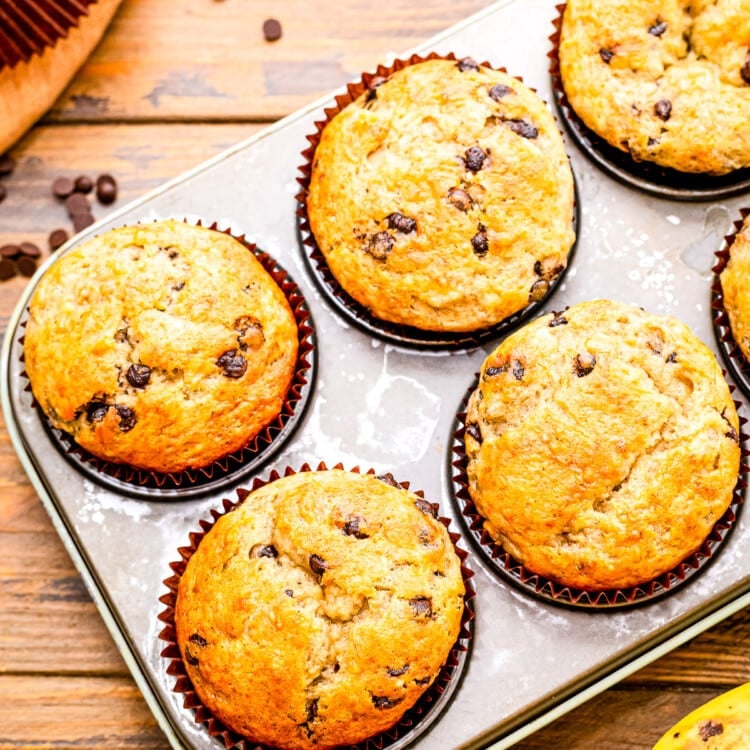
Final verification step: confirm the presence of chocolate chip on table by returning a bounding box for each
[446,187,473,212]
[648,19,667,36]
[488,83,513,101]
[0,243,20,259]
[463,146,488,172]
[366,231,393,260]
[48,228,69,251]
[126,363,152,388]
[574,352,597,377]
[95,173,118,205]
[0,258,16,280]
[262,17,282,42]
[65,192,90,216]
[599,48,614,64]
[654,99,672,121]
[386,212,417,234]
[309,554,329,577]
[16,256,37,277]
[74,175,94,194]
[507,119,539,139]
[471,226,489,256]
[73,212,96,232]
[52,176,75,199]
[741,53,750,85]
[216,349,247,378]
[456,57,480,72]
[19,241,41,258]
[0,153,16,176]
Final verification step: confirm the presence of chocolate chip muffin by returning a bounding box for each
[305,56,576,333]
[720,211,750,362]
[174,469,466,750]
[23,219,299,474]
[464,298,741,591]
[558,0,750,175]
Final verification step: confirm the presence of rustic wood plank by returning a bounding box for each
[48,0,496,123]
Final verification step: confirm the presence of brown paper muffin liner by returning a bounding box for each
[450,376,747,609]
[158,462,475,750]
[19,219,317,500]
[296,51,579,351]
[549,3,750,201]
[0,0,99,69]
[712,208,750,400]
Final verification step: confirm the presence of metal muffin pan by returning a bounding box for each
[3,0,750,747]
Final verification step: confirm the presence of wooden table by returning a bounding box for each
[1,1,749,747]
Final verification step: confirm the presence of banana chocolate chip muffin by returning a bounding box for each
[305,56,576,333]
[719,211,750,362]
[174,469,466,749]
[23,219,299,474]
[558,0,750,175]
[464,298,741,591]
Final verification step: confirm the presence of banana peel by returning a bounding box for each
[654,683,750,749]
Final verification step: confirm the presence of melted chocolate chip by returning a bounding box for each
[463,146,488,172]
[371,695,403,709]
[741,53,750,85]
[574,353,597,377]
[649,19,667,36]
[216,350,247,378]
[342,516,369,539]
[85,400,109,423]
[471,226,489,256]
[549,311,568,327]
[189,633,208,647]
[234,315,264,350]
[250,544,279,558]
[529,279,549,303]
[446,187,473,212]
[386,212,417,234]
[511,359,525,381]
[466,421,482,444]
[698,720,723,741]
[599,48,614,64]
[484,364,508,377]
[457,57,479,72]
[414,498,437,518]
[184,646,199,666]
[409,597,433,617]
[366,231,394,260]
[654,99,672,121]
[489,83,513,101]
[126,363,151,388]
[387,665,409,676]
[115,405,137,432]
[285,589,294,597]
[309,554,329,577]
[665,351,678,363]
[365,75,388,102]
[507,119,539,139]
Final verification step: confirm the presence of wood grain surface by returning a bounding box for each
[1,1,749,749]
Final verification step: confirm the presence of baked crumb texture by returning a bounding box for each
[172,469,466,750]
[559,0,750,175]
[306,56,575,333]
[465,298,741,591]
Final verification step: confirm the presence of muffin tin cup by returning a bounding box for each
[712,208,750,399]
[449,376,748,610]
[19,219,317,501]
[296,51,579,350]
[548,3,750,201]
[157,462,475,750]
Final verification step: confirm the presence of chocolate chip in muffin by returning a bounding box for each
[414,498,438,518]
[574,352,597,377]
[305,697,319,725]
[216,349,247,378]
[654,99,672,121]
[189,633,208,647]
[365,75,388,103]
[115,404,137,432]
[507,119,539,139]
[376,473,399,488]
[463,146,489,172]
[721,408,739,443]
[741,53,750,85]
[488,83,513,101]
[446,187,473,212]
[371,695,403,709]
[85,399,110,423]
[698,721,724,741]
[387,665,409,677]
[529,279,549,303]
[511,359,525,381]
[456,57,480,72]
[665,351,678,363]
[250,543,279,558]
[549,311,568,327]
[466,421,483,444]
[534,257,565,281]
[125,363,151,388]
[471,225,489,256]
[599,48,614,64]
[309,554,329,577]
[365,231,394,260]
[409,597,433,617]
[648,19,667,36]
[342,515,370,539]
[386,212,417,234]
[184,646,200,666]
[484,364,508,377]
[234,315,264,350]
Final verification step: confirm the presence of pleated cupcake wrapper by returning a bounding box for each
[158,462,475,750]
[296,51,578,351]
[19,219,317,500]
[0,0,98,69]
[712,207,750,400]
[450,375,748,610]
[548,3,750,200]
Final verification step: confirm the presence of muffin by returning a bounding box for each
[304,56,576,334]
[23,219,299,474]
[557,0,750,176]
[173,469,466,750]
[719,210,750,363]
[464,298,741,591]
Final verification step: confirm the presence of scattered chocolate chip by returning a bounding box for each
[488,83,513,101]
[386,212,417,234]
[309,554,329,577]
[189,633,207,647]
[74,175,94,194]
[574,352,597,377]
[654,99,672,121]
[342,516,369,539]
[511,359,525,380]
[126,363,151,388]
[0,258,16,280]
[115,404,137,432]
[73,212,96,233]
[446,187,473,212]
[466,421,483,444]
[742,53,750,85]
[471,226,489,256]
[549,311,568,327]
[0,243,20,259]
[184,646,199,666]
[52,176,75,199]
[16,256,37,277]
[250,543,279,558]
[507,119,539,139]
[371,695,402,709]
[414,498,437,518]
[95,173,118,205]
[65,192,90,216]
[463,146,488,172]
[529,278,550,303]
[216,349,247,378]
[262,17,282,42]
[698,720,723,741]
[665,351,678,363]
[409,597,433,617]
[48,228,69,251]
[0,153,16,176]
[86,401,109,423]
[387,665,409,677]
[649,19,667,36]
[19,241,41,258]
[0,184,6,204]
[366,231,393,260]
[599,48,614,64]
[456,57,479,72]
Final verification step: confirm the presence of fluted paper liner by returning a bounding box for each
[157,462,475,750]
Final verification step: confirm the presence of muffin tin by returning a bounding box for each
[4,1,750,748]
